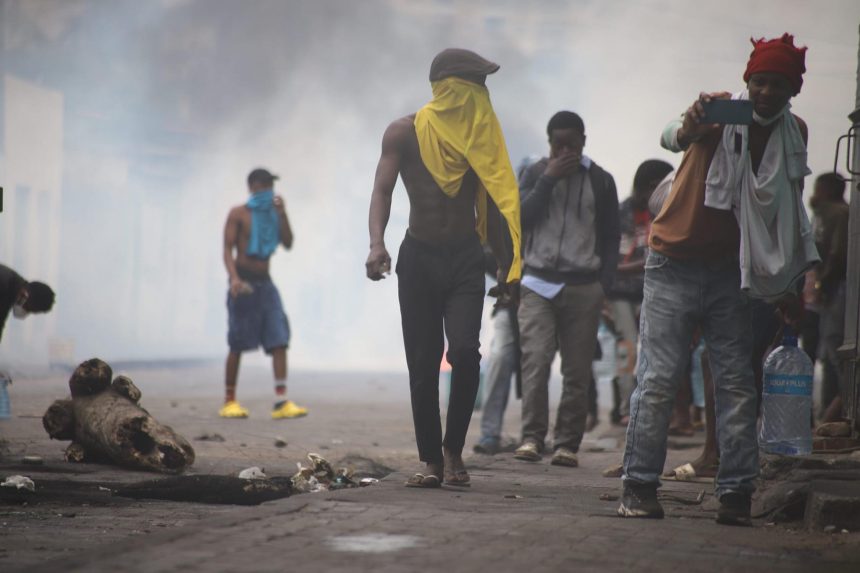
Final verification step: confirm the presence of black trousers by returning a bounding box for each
[396,232,485,464]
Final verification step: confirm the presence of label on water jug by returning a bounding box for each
[763,373,812,396]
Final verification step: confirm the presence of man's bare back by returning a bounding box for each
[226,206,271,277]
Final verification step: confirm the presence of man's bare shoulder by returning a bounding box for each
[384,115,417,141]
[227,204,249,221]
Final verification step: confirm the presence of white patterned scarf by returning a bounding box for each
[704,91,819,300]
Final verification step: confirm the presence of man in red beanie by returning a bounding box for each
[618,34,813,526]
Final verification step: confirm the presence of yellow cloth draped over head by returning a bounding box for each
[413,76,522,282]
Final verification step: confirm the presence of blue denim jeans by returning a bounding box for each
[478,307,518,445]
[622,251,757,497]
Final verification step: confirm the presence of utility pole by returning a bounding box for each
[836,24,860,438]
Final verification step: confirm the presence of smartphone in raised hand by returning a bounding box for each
[700,99,754,125]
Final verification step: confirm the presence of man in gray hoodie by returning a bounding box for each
[513,111,620,467]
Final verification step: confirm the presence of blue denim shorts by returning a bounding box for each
[227,279,290,353]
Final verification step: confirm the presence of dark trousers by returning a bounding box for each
[396,232,485,464]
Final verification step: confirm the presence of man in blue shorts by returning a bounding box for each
[221,167,307,419]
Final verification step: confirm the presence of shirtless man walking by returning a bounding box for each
[221,167,307,420]
[365,48,521,488]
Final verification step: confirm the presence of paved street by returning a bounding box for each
[1,363,859,572]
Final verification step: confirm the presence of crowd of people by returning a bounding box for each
[362,33,851,527]
[6,30,847,532]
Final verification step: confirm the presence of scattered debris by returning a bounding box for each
[331,472,357,490]
[42,358,195,474]
[291,470,322,493]
[309,453,334,477]
[238,466,267,480]
[21,455,43,465]
[289,453,366,493]
[331,438,344,445]
[824,525,837,534]
[599,493,619,501]
[110,452,389,504]
[1,475,35,492]
[504,494,523,499]
[274,437,288,448]
[194,433,226,443]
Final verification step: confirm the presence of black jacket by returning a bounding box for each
[519,158,620,292]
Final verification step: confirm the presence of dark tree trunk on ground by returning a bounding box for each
[68,358,112,397]
[43,399,75,440]
[42,359,195,474]
[111,375,141,403]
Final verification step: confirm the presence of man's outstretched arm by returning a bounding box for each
[365,121,404,280]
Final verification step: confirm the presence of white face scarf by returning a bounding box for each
[752,106,785,127]
[12,304,28,319]
[12,289,30,319]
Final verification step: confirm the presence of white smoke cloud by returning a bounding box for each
[1,0,858,372]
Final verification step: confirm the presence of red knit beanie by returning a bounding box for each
[742,33,807,95]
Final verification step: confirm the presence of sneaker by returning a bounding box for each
[271,400,308,420]
[219,400,249,418]
[617,482,664,518]
[551,447,579,467]
[513,441,542,462]
[716,492,752,526]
